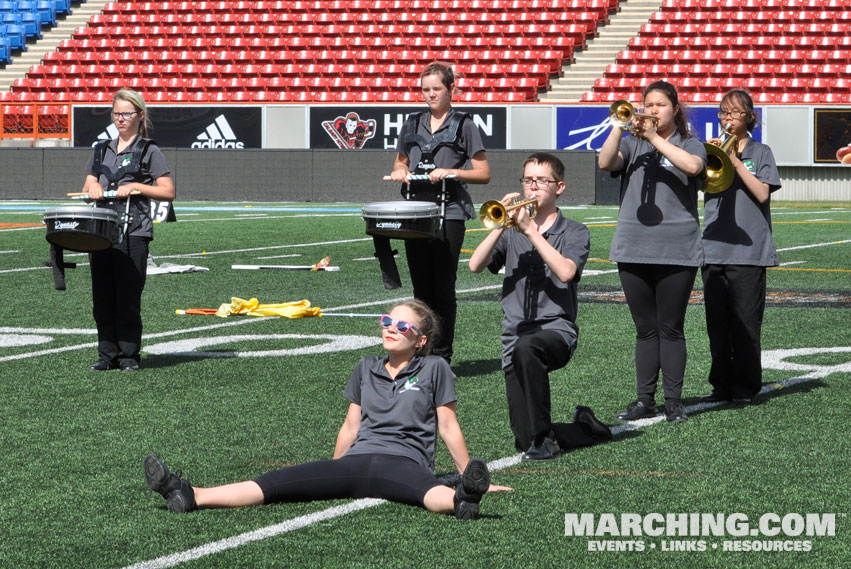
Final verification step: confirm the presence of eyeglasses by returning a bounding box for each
[717,110,747,119]
[520,178,557,189]
[111,111,138,120]
[379,314,423,336]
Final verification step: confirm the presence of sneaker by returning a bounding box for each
[521,433,561,461]
[144,453,197,513]
[615,400,658,421]
[573,406,613,442]
[731,396,752,405]
[454,458,490,520]
[665,401,688,423]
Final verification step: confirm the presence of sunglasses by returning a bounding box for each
[379,314,423,336]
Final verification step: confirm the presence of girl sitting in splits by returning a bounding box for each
[145,299,511,519]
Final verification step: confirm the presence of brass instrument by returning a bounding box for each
[703,124,739,194]
[609,100,659,134]
[479,197,538,230]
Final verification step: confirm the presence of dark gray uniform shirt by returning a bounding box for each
[702,138,781,266]
[395,107,485,221]
[84,135,170,239]
[487,211,591,368]
[609,133,707,266]
[344,355,457,470]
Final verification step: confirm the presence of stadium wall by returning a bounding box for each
[0,148,598,204]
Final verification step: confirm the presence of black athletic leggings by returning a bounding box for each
[617,262,697,403]
[254,453,443,508]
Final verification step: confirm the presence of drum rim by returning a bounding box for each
[362,200,439,218]
[43,206,119,220]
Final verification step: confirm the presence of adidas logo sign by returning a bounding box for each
[191,115,245,149]
[92,124,119,146]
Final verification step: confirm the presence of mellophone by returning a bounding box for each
[43,190,141,253]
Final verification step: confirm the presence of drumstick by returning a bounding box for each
[67,190,142,199]
[382,174,457,181]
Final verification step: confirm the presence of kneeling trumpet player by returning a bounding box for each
[469,153,611,461]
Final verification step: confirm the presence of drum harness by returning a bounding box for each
[371,111,470,290]
[91,137,155,243]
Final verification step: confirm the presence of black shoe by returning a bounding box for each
[119,360,140,372]
[88,360,115,371]
[665,401,688,423]
[615,400,658,421]
[454,458,490,520]
[144,454,196,513]
[521,434,561,461]
[573,406,613,442]
[700,391,731,403]
[732,396,752,404]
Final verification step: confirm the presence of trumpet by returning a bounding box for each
[609,100,659,135]
[479,197,538,230]
[703,124,738,194]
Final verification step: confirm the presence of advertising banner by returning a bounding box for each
[308,106,507,150]
[73,106,263,148]
[556,106,763,152]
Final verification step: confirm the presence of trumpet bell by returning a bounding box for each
[479,197,538,230]
[609,100,635,130]
[480,200,509,229]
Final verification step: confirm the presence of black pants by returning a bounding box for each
[404,218,465,362]
[254,454,443,508]
[618,263,697,404]
[505,330,594,452]
[89,236,149,365]
[702,264,766,399]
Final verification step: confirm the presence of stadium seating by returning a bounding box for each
[7,0,621,103]
[585,0,851,102]
[1,0,848,108]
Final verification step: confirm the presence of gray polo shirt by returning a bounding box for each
[395,107,486,221]
[702,138,781,266]
[487,211,590,368]
[343,354,457,470]
[84,135,170,239]
[609,133,707,266]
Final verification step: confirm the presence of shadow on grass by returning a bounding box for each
[453,358,503,378]
[681,378,827,418]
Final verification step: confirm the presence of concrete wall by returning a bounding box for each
[3,148,602,204]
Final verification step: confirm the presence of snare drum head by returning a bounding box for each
[361,201,439,219]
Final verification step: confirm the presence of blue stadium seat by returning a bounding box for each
[0,36,10,63]
[1,23,25,51]
[53,0,72,16]
[36,0,57,26]
[20,12,42,39]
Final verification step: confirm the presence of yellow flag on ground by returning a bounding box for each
[214,298,322,318]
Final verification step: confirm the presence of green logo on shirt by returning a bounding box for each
[121,156,132,167]
[399,376,421,393]
[743,159,756,174]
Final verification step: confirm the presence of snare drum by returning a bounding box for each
[362,201,440,239]
[43,206,119,252]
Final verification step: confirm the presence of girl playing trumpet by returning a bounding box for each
[598,81,707,423]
